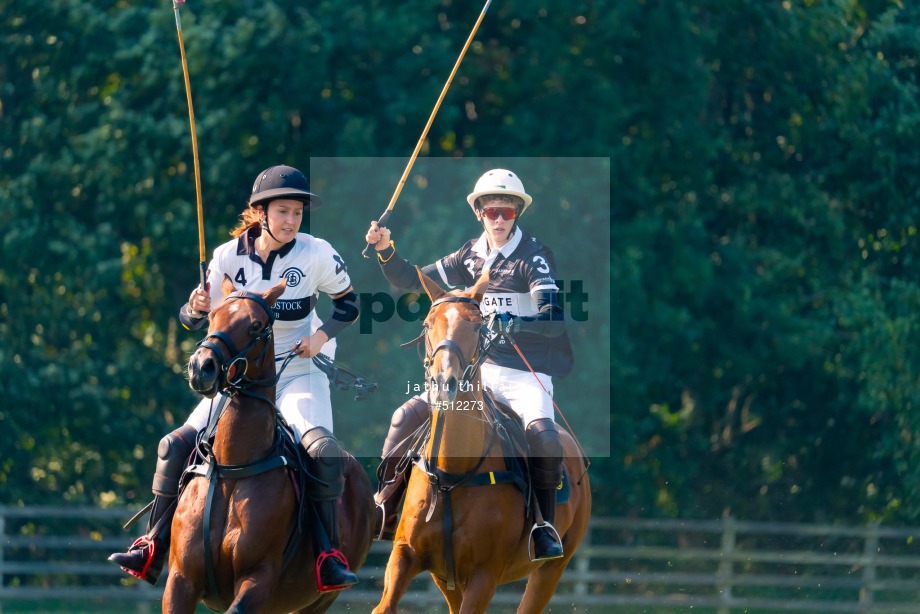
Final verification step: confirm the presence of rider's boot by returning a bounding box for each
[302,427,358,592]
[526,418,565,561]
[374,396,429,540]
[108,425,197,585]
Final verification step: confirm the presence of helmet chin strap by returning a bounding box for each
[261,207,283,244]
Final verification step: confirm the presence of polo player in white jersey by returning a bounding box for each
[109,165,360,591]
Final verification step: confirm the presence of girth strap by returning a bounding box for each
[433,467,526,491]
[186,454,291,481]
[442,488,455,591]
[202,453,222,612]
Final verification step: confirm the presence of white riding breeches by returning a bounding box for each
[185,369,334,441]
[479,363,554,427]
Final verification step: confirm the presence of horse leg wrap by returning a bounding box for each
[525,418,564,526]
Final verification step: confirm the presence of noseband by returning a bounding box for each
[403,296,489,392]
[196,291,276,392]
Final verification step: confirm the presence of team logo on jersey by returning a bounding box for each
[281,267,304,287]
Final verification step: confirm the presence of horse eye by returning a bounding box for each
[249,321,263,335]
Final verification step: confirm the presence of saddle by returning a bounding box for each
[177,398,317,573]
[480,392,571,507]
[389,392,568,515]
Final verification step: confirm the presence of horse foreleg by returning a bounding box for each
[162,571,200,614]
[431,576,463,614]
[371,543,421,614]
[223,566,276,614]
[455,571,498,614]
[516,557,570,614]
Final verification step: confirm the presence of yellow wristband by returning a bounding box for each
[377,240,396,263]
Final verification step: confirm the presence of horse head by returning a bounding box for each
[417,268,490,406]
[187,275,286,397]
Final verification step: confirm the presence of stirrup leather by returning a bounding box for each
[121,535,157,580]
[527,522,563,562]
[315,548,354,592]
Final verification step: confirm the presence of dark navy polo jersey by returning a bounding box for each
[430,228,574,377]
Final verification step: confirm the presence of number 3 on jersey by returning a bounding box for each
[533,255,550,274]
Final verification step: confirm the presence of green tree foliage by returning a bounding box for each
[606,0,920,522]
[1,0,918,527]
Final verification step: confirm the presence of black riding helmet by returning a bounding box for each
[249,165,322,209]
[248,165,321,242]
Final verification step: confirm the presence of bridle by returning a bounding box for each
[402,295,490,405]
[196,291,278,394]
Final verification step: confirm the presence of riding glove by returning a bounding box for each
[488,312,519,335]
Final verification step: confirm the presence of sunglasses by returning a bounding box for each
[481,207,518,220]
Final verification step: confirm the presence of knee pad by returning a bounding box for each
[525,419,563,490]
[301,427,345,501]
[152,425,197,496]
[382,396,430,458]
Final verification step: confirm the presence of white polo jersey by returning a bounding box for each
[204,227,351,376]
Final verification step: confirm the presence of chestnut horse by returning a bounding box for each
[165,277,373,614]
[373,271,591,614]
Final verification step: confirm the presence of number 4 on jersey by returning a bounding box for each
[235,268,248,286]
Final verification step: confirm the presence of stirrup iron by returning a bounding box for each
[527,521,563,562]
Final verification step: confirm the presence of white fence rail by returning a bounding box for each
[2,506,920,612]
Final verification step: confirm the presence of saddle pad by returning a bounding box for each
[556,468,570,504]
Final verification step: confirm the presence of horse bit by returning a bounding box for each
[401,295,493,409]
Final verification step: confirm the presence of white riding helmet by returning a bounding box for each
[466,169,533,215]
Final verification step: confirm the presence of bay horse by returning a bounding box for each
[373,271,591,614]
[165,276,373,614]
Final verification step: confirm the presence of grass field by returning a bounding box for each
[0,600,820,614]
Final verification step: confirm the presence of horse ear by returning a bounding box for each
[262,279,287,307]
[416,267,447,302]
[221,274,236,297]
[468,271,490,303]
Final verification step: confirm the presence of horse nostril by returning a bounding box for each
[445,376,458,395]
[200,357,217,378]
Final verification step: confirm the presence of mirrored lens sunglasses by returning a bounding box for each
[481,207,518,220]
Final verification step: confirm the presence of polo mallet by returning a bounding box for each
[362,0,493,258]
[172,0,207,312]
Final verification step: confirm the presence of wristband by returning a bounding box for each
[377,241,396,263]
